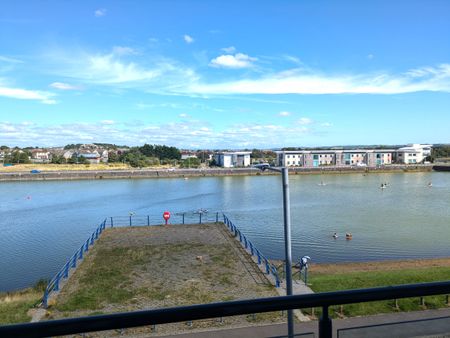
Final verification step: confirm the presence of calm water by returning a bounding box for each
[1,172,449,291]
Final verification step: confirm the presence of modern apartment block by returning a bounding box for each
[214,151,251,168]
[276,144,431,167]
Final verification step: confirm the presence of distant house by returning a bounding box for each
[214,151,251,168]
[62,150,74,160]
[181,152,198,160]
[100,150,109,163]
[31,149,51,163]
[77,151,101,164]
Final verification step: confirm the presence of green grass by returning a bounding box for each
[55,246,145,311]
[0,280,47,324]
[305,266,450,317]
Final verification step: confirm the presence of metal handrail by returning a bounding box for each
[223,214,280,287]
[2,280,450,338]
[42,219,107,307]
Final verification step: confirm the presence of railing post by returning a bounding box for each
[147,215,150,226]
[64,263,69,278]
[110,217,113,227]
[257,251,261,264]
[43,290,48,308]
[216,212,219,223]
[182,213,185,224]
[129,216,132,226]
[199,213,202,224]
[71,255,77,268]
[84,239,89,252]
[90,233,95,245]
[95,228,99,240]
[319,306,332,338]
[54,274,60,291]
[78,247,83,260]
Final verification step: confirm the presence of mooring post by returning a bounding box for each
[216,212,219,223]
[129,216,132,226]
[147,215,150,226]
[199,213,202,224]
[182,213,185,224]
[110,217,113,228]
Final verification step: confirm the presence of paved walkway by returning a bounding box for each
[161,308,450,338]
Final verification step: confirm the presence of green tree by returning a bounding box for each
[51,155,66,164]
[4,151,31,164]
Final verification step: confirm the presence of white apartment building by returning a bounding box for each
[215,151,251,168]
[396,144,432,164]
[276,144,431,168]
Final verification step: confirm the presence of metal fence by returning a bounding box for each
[4,281,450,338]
[108,210,220,227]
[41,210,244,308]
[223,214,280,287]
[42,219,107,308]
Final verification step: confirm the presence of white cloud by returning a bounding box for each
[94,8,106,17]
[321,122,333,127]
[0,55,23,64]
[279,111,291,117]
[47,50,199,90]
[179,113,189,118]
[367,54,374,60]
[101,120,115,125]
[187,64,450,95]
[49,82,80,90]
[298,117,313,125]
[221,46,236,53]
[0,86,56,104]
[183,34,194,44]
[210,53,258,69]
[112,46,138,56]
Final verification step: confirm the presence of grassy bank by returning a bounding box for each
[0,280,46,324]
[304,262,450,318]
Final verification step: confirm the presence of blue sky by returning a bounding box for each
[1,0,449,149]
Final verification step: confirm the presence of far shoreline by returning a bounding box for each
[0,164,434,182]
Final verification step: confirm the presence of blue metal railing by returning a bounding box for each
[108,211,220,227]
[42,211,277,309]
[223,214,280,287]
[42,219,107,308]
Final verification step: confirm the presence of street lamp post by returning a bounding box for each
[255,164,294,338]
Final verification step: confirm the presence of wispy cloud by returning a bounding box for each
[49,82,80,90]
[112,46,139,56]
[221,46,236,53]
[94,8,106,17]
[0,55,24,64]
[0,119,325,148]
[279,111,291,117]
[298,117,313,125]
[46,50,199,90]
[209,53,257,69]
[0,86,56,104]
[187,64,450,95]
[183,34,194,44]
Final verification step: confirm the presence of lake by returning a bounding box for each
[1,171,449,291]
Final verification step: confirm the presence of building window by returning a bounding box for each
[287,155,290,158]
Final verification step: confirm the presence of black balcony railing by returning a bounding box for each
[2,281,450,338]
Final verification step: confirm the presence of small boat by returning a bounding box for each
[428,182,433,187]
[318,181,327,186]
[332,233,338,239]
[345,233,353,240]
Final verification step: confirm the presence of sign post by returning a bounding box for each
[163,211,171,225]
